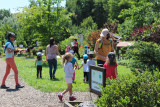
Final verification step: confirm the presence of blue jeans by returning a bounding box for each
[48,59,57,79]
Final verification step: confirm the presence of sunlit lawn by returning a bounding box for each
[4,56,132,92]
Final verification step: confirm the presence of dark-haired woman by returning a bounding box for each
[1,32,24,89]
[46,37,62,80]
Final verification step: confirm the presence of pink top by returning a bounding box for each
[47,45,57,60]
[103,63,118,79]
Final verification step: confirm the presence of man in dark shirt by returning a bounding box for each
[73,39,80,60]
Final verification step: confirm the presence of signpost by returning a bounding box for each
[89,65,106,96]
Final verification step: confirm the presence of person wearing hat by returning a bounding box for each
[94,28,115,66]
[103,52,118,79]
[78,54,89,82]
[1,32,24,89]
[87,46,90,54]
[35,52,46,79]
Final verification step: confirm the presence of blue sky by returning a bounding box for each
[0,0,66,13]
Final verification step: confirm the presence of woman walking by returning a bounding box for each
[46,37,62,80]
[1,32,24,89]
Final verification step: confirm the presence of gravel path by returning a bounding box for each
[0,58,97,107]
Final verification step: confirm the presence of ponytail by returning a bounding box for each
[62,52,73,65]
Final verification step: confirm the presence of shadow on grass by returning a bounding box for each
[6,88,19,92]
[25,57,35,59]
[52,78,60,81]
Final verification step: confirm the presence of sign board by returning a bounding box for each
[89,65,106,96]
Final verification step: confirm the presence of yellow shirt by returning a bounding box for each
[96,39,112,61]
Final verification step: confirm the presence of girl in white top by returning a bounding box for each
[58,53,77,101]
[78,54,89,82]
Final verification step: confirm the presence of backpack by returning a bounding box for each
[98,38,113,49]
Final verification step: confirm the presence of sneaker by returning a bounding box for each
[58,94,63,101]
[15,84,24,89]
[53,75,55,79]
[1,85,9,89]
[69,96,76,101]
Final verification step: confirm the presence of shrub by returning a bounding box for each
[103,20,118,33]
[88,30,101,49]
[126,41,160,71]
[16,41,27,48]
[0,47,3,56]
[59,36,75,54]
[96,71,160,107]
[38,46,43,52]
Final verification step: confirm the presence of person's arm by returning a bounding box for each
[94,40,106,60]
[78,64,83,70]
[7,48,15,53]
[46,46,48,61]
[75,61,79,69]
[56,46,62,58]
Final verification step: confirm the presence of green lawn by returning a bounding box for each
[6,56,132,92]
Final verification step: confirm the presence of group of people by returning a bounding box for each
[1,28,118,102]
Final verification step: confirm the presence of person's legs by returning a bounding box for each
[1,62,11,85]
[37,66,40,78]
[62,83,72,95]
[52,59,57,78]
[72,72,75,81]
[8,58,19,85]
[40,66,42,78]
[75,49,80,60]
[68,83,72,96]
[84,72,88,82]
[86,72,89,82]
[48,60,53,79]
[83,72,85,81]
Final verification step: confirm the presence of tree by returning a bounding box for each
[0,9,11,20]
[16,0,72,46]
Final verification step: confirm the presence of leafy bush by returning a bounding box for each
[88,30,101,49]
[38,46,43,52]
[96,71,160,107]
[59,36,75,54]
[103,20,118,33]
[126,41,160,71]
[16,41,27,48]
[32,48,38,56]
[0,47,3,55]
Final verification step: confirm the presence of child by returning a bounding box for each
[69,51,79,83]
[78,54,88,82]
[35,52,45,79]
[86,52,96,81]
[58,52,77,101]
[84,45,87,54]
[65,45,71,53]
[103,52,118,79]
[87,46,90,54]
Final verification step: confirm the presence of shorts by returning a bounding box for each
[65,78,72,84]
